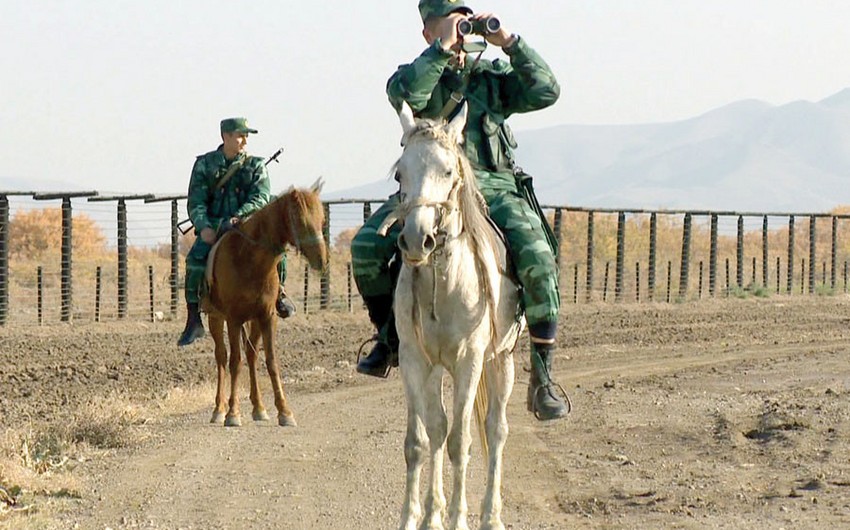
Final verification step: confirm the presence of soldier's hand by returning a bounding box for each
[435,12,467,52]
[473,12,515,48]
[200,227,216,245]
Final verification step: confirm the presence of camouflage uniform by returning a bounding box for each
[352,0,569,420]
[184,149,286,304]
[353,35,560,328]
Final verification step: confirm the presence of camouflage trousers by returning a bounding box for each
[184,239,287,304]
[350,187,560,333]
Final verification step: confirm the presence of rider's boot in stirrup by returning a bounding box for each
[356,295,399,378]
[276,286,297,319]
[527,342,571,420]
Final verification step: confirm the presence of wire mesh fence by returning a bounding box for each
[2,192,850,327]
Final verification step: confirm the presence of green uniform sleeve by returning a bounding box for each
[187,157,213,232]
[387,40,454,113]
[234,158,271,219]
[499,36,560,115]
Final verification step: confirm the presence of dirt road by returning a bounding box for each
[2,297,850,529]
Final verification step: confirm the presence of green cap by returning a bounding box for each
[418,0,472,23]
[220,117,258,134]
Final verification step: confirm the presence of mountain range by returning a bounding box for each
[326,88,850,212]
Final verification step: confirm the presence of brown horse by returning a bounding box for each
[202,180,327,427]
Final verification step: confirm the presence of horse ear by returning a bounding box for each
[446,103,468,145]
[398,102,417,145]
[310,177,324,194]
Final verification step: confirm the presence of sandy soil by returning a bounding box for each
[2,296,850,529]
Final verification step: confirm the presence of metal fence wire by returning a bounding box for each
[2,192,850,327]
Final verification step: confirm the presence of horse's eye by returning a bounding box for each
[445,169,453,177]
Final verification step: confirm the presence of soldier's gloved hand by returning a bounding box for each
[217,217,240,238]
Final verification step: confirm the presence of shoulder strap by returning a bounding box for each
[214,155,249,191]
[438,49,486,119]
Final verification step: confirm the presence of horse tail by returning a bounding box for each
[474,366,490,460]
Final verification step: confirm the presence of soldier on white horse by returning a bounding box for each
[351,0,569,420]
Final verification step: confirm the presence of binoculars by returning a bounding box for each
[457,16,501,36]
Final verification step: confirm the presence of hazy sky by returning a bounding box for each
[3,0,849,195]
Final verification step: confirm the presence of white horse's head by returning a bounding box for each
[388,103,468,266]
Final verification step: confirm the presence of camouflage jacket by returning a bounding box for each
[387,36,559,187]
[186,146,271,233]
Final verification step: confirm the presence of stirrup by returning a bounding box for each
[529,382,572,420]
[355,333,398,379]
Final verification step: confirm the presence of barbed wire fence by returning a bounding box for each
[2,192,850,327]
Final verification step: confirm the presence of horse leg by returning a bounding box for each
[261,317,295,427]
[209,314,227,424]
[398,348,430,530]
[446,355,484,530]
[421,366,448,530]
[244,322,270,422]
[224,320,244,427]
[479,355,515,530]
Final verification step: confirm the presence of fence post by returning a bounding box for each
[709,214,718,297]
[801,259,806,294]
[95,266,102,323]
[736,215,744,289]
[808,215,816,295]
[553,208,563,267]
[362,202,372,224]
[648,212,657,302]
[725,258,730,297]
[678,212,692,300]
[38,266,43,325]
[117,199,128,319]
[603,262,610,302]
[148,265,155,322]
[0,195,8,326]
[786,216,795,294]
[170,199,179,317]
[751,257,756,287]
[320,202,330,310]
[698,261,704,299]
[585,211,594,302]
[347,262,353,312]
[666,261,672,303]
[762,215,769,287]
[635,262,641,303]
[776,257,780,294]
[303,263,310,314]
[831,216,837,291]
[615,212,625,302]
[61,197,73,322]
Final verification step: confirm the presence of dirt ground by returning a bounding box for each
[1,296,850,529]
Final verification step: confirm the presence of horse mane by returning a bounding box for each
[406,121,501,349]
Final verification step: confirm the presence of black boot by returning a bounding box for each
[527,343,571,420]
[177,302,205,346]
[356,295,398,378]
[276,286,297,319]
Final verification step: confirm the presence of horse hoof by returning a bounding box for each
[224,415,242,427]
[278,414,297,427]
[210,411,226,424]
[253,410,271,422]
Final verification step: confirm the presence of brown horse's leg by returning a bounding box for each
[262,317,296,427]
[244,321,270,422]
[209,314,227,424]
[225,319,244,427]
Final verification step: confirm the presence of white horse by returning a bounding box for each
[378,104,524,530]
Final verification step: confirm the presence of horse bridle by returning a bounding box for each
[378,155,466,252]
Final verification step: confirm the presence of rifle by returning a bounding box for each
[177,147,285,235]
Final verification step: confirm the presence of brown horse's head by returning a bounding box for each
[280,178,328,272]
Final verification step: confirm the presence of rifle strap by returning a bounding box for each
[438,49,484,120]
[214,154,248,191]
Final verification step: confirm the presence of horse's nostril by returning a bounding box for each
[423,234,436,251]
[398,234,408,252]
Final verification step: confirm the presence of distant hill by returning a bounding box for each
[328,88,850,212]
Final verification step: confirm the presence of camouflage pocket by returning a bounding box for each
[481,113,503,170]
